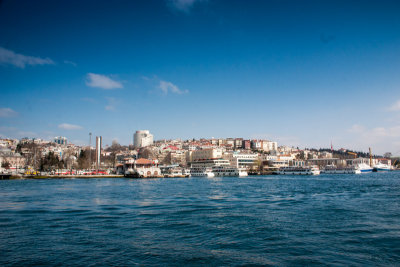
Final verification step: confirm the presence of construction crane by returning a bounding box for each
[347,151,357,158]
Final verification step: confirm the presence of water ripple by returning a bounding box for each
[1,173,400,265]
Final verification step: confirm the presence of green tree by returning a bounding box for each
[77,149,89,169]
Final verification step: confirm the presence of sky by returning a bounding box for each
[0,0,400,155]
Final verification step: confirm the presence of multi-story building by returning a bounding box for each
[189,148,223,162]
[133,130,154,148]
[234,138,243,149]
[0,149,25,170]
[54,136,68,146]
[242,140,251,150]
[224,152,258,169]
[251,140,277,152]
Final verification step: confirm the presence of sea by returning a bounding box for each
[1,173,400,266]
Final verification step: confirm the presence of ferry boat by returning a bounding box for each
[322,165,361,174]
[182,168,191,177]
[373,163,392,172]
[357,163,373,173]
[212,166,248,177]
[190,167,215,177]
[278,166,320,175]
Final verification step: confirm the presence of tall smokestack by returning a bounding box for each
[95,136,102,171]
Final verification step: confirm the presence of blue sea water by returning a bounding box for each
[1,173,400,266]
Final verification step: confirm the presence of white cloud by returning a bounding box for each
[0,108,18,118]
[64,60,77,67]
[0,47,55,68]
[168,0,201,12]
[388,99,400,111]
[346,123,400,154]
[58,123,83,130]
[85,73,123,90]
[80,97,96,103]
[159,80,188,94]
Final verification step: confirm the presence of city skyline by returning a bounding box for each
[1,0,400,155]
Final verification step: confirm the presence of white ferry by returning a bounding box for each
[278,166,320,175]
[190,167,215,177]
[322,165,361,174]
[212,166,248,177]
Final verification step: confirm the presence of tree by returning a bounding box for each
[40,152,61,171]
[77,149,89,169]
[139,148,155,159]
[384,152,392,159]
[161,152,172,165]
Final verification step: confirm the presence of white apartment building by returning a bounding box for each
[251,140,278,152]
[133,130,154,148]
[54,136,67,146]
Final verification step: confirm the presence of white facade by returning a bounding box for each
[134,130,154,148]
[224,152,258,169]
[251,140,278,152]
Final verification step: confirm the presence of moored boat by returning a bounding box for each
[278,166,320,175]
[190,167,215,177]
[357,163,373,173]
[322,165,361,174]
[372,163,392,172]
[212,166,248,177]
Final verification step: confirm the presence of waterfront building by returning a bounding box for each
[133,130,154,148]
[261,154,295,169]
[0,149,25,170]
[54,136,68,146]
[307,158,347,167]
[122,158,161,177]
[224,152,258,170]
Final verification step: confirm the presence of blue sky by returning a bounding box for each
[1,0,400,154]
